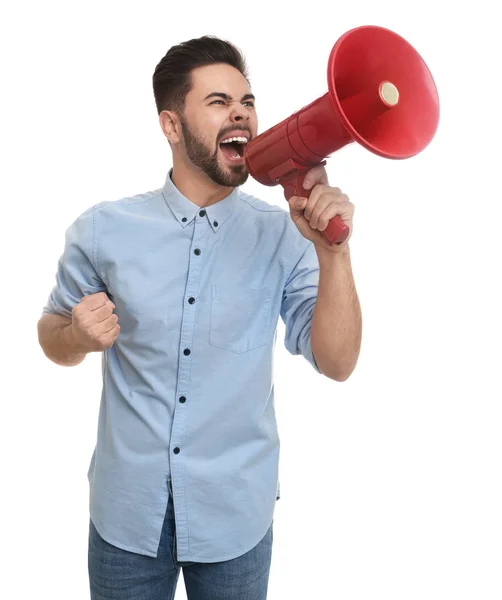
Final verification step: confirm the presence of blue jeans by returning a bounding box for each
[88,479,274,600]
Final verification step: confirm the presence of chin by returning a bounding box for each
[227,169,249,187]
[213,160,249,187]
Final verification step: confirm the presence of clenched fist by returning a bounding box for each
[71,292,120,353]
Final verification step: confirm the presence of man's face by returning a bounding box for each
[179,64,258,187]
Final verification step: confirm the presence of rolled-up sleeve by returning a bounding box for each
[281,238,321,373]
[42,206,106,318]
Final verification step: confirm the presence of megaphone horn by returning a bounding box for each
[244,25,440,245]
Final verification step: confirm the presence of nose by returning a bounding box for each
[230,101,249,123]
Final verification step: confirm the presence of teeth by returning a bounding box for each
[220,136,248,144]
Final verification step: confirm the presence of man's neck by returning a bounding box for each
[171,160,235,208]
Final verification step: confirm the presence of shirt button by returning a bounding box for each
[183,348,191,356]
[173,447,180,454]
[213,221,218,227]
[194,249,201,255]
[182,217,187,223]
[179,396,186,403]
[188,297,195,304]
[199,210,206,217]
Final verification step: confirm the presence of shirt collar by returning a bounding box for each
[162,169,239,233]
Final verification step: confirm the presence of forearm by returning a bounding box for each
[37,313,87,367]
[310,246,362,381]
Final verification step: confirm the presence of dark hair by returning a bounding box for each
[152,35,249,116]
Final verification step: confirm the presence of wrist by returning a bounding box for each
[315,242,351,264]
[63,322,88,356]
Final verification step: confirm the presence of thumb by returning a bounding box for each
[288,196,313,240]
[288,196,307,218]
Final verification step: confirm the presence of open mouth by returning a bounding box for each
[219,136,248,162]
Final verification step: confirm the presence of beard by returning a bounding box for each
[179,116,249,188]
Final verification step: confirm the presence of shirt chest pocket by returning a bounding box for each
[209,285,272,354]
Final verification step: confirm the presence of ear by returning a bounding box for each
[159,110,182,144]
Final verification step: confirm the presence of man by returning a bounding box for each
[37,35,361,600]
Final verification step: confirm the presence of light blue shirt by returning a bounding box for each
[42,169,321,562]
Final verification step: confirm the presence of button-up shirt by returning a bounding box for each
[42,169,321,562]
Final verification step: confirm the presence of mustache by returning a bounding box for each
[218,127,252,143]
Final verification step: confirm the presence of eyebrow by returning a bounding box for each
[204,92,256,102]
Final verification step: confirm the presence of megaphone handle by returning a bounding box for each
[282,169,350,246]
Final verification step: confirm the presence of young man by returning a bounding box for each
[38,36,361,600]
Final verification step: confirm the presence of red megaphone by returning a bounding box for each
[244,25,440,245]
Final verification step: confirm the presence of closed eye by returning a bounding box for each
[209,100,255,108]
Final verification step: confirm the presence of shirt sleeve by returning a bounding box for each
[41,206,107,319]
[280,237,321,374]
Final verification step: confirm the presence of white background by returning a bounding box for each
[1,1,501,598]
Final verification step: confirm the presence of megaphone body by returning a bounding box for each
[244,25,440,245]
